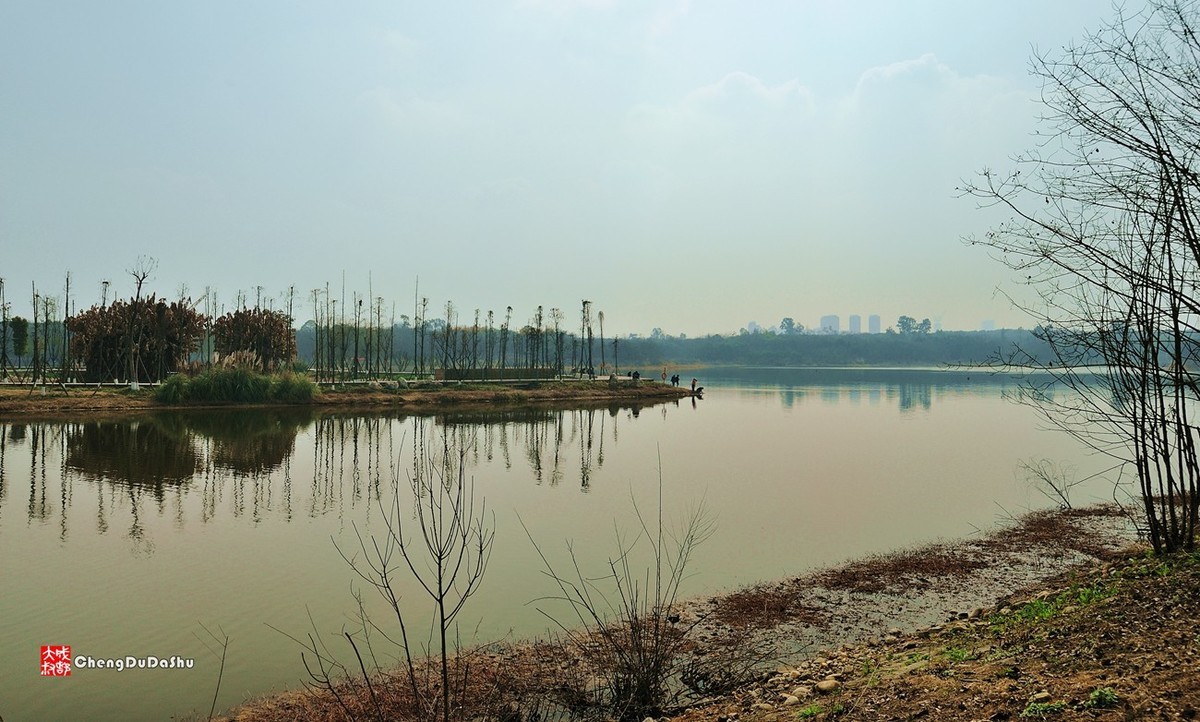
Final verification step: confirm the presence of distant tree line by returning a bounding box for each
[609,329,1055,368]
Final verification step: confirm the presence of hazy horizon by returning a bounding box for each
[1,1,1140,336]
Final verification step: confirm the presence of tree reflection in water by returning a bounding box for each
[0,402,652,549]
[181,409,317,476]
[66,419,201,487]
[438,406,621,491]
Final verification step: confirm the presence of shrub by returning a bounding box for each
[154,367,317,404]
[271,372,319,403]
[156,374,189,404]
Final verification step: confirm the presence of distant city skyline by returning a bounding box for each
[1,1,1138,336]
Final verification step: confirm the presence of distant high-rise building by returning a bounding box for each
[819,315,840,333]
[868,314,881,334]
[980,319,996,331]
[848,314,862,334]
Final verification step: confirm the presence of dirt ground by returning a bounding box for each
[673,548,1200,721]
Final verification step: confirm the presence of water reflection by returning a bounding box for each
[179,410,316,475]
[0,403,653,545]
[439,407,615,488]
[702,367,1041,413]
[67,420,201,485]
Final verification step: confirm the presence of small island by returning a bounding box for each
[0,375,697,418]
[0,295,709,417]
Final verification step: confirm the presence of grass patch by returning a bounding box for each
[1087,686,1119,708]
[1069,582,1115,605]
[1014,599,1057,623]
[1020,700,1067,717]
[945,646,974,662]
[989,579,1118,633]
[155,368,318,404]
[271,372,319,402]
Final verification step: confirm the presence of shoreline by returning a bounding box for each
[0,379,695,419]
[220,504,1155,722]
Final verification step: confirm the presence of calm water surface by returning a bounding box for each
[0,369,1116,721]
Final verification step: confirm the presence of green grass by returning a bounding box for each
[989,579,1119,632]
[945,646,974,662]
[271,372,320,402]
[156,368,319,404]
[1015,599,1058,623]
[1070,582,1116,605]
[1020,700,1067,718]
[1087,686,1119,708]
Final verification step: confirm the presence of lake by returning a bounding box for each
[0,368,1118,721]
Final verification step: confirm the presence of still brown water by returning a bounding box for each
[0,369,1115,721]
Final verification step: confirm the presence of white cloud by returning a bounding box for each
[626,71,813,138]
[843,53,1027,123]
[685,71,813,107]
[857,53,948,87]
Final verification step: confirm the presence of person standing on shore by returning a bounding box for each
[691,378,697,393]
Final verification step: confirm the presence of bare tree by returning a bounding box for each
[126,256,156,388]
[551,307,564,375]
[1020,458,1093,510]
[0,278,9,378]
[30,283,39,385]
[310,288,323,381]
[337,432,494,722]
[60,272,71,383]
[963,0,1200,552]
[499,306,512,373]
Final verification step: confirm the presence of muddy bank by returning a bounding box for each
[219,505,1144,722]
[0,379,694,419]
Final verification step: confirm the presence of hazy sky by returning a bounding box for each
[0,1,1140,335]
